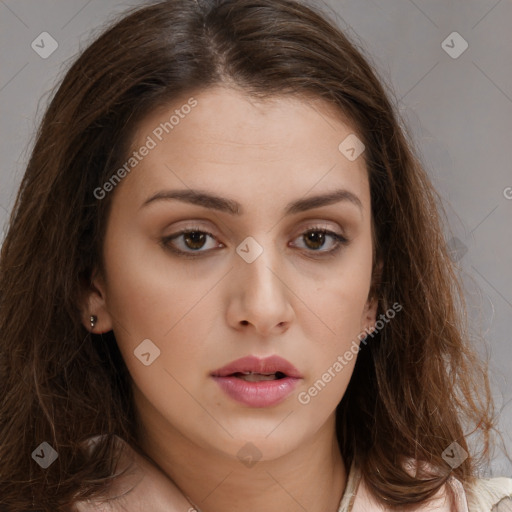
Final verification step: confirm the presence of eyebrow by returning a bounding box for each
[140,188,363,216]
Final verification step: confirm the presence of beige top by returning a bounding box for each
[338,461,512,512]
[73,436,512,512]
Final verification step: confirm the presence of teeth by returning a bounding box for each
[236,372,277,382]
[240,371,275,375]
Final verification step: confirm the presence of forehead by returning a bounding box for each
[120,86,370,210]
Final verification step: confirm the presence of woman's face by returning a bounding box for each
[85,86,378,462]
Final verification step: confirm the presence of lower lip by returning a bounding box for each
[211,376,300,407]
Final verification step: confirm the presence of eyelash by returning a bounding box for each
[160,225,349,259]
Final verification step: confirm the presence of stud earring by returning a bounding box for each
[90,315,97,330]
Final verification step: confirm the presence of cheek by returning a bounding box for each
[100,236,222,398]
[103,231,214,337]
[295,239,373,409]
[301,238,373,346]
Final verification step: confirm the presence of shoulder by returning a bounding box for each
[349,462,512,512]
[464,475,512,511]
[70,435,194,511]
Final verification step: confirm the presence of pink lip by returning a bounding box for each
[211,355,302,408]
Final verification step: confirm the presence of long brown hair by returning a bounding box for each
[0,0,496,509]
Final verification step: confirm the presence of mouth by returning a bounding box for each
[210,355,302,407]
[211,355,302,379]
[227,371,288,382]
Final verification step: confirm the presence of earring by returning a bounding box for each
[90,315,97,330]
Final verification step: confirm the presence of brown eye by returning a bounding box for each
[182,231,208,250]
[292,228,348,256]
[161,226,348,260]
[161,228,222,257]
[303,231,327,250]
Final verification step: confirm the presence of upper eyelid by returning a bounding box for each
[165,218,346,236]
[167,224,345,241]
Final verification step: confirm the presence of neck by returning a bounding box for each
[135,395,347,512]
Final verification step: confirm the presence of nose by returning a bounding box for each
[226,241,294,337]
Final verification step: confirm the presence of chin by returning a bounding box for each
[205,425,305,463]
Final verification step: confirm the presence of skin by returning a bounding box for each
[82,85,379,512]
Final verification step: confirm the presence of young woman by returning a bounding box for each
[0,0,510,510]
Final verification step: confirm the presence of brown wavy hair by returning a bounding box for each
[0,0,496,510]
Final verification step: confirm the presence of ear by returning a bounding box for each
[361,259,383,332]
[80,268,114,334]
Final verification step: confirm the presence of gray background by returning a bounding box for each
[0,0,510,477]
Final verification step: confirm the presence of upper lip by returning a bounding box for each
[211,355,302,378]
